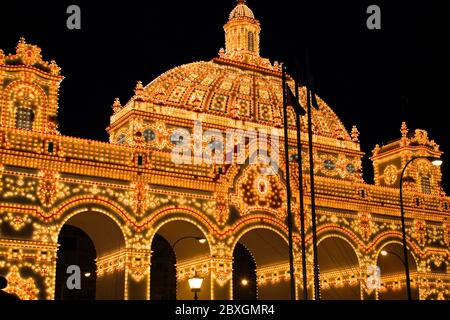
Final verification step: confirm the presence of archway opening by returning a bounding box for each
[377,243,419,300]
[150,220,210,300]
[150,234,176,300]
[317,237,361,300]
[233,228,290,300]
[55,225,96,300]
[55,211,126,300]
[232,243,257,300]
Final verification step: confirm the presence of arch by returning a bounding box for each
[317,225,363,254]
[231,224,290,300]
[375,240,420,300]
[56,208,127,300]
[149,213,212,300]
[317,235,362,300]
[370,231,421,259]
[51,196,131,229]
[55,225,96,300]
[150,216,212,260]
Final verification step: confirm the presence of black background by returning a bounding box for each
[1,0,449,189]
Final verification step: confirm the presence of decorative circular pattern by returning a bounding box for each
[346,164,356,174]
[383,164,398,185]
[143,129,156,143]
[324,160,336,170]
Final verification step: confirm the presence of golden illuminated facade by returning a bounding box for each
[0,1,449,300]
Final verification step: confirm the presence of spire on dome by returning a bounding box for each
[224,0,260,55]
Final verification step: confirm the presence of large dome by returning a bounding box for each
[142,59,352,142]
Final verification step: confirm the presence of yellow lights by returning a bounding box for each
[0,2,449,302]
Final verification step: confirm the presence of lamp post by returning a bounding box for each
[188,271,204,300]
[399,156,442,300]
[172,236,206,300]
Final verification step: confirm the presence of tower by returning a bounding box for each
[223,0,262,63]
[0,38,63,134]
[371,122,443,195]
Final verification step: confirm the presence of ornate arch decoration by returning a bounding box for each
[49,195,131,229]
[373,238,420,269]
[148,207,214,257]
[368,231,422,261]
[1,80,48,130]
[316,228,363,267]
[315,224,365,254]
[56,204,128,246]
[229,214,289,252]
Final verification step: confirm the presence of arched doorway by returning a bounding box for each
[55,225,96,300]
[232,228,290,300]
[150,234,176,300]
[232,243,257,300]
[150,220,210,300]
[317,237,361,300]
[377,242,419,300]
[56,211,126,300]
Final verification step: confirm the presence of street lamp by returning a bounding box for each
[399,156,442,300]
[188,271,204,300]
[241,279,249,286]
[380,250,405,265]
[172,236,207,300]
[173,236,207,249]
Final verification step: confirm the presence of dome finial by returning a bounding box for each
[237,0,246,4]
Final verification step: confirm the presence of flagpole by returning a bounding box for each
[307,86,321,300]
[282,63,297,300]
[294,80,308,300]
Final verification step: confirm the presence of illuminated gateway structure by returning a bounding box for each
[0,0,449,300]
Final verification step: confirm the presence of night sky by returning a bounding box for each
[1,0,449,189]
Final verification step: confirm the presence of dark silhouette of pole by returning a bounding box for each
[399,156,442,300]
[282,63,297,300]
[294,80,308,300]
[307,86,320,300]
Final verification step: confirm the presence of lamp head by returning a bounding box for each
[426,157,443,167]
[381,250,388,256]
[188,272,204,291]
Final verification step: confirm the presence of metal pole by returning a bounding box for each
[281,63,297,300]
[399,158,416,301]
[295,81,308,300]
[307,87,320,300]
